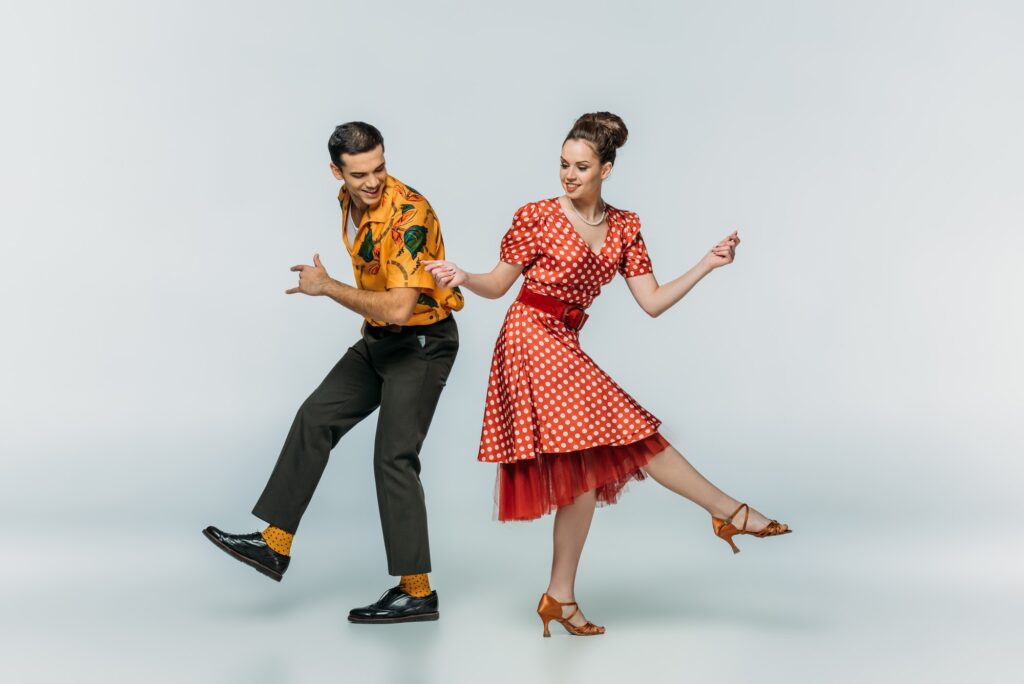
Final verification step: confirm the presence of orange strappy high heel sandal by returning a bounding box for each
[537,593,605,637]
[711,503,791,554]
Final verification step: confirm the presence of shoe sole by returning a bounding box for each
[202,527,283,582]
[347,612,439,624]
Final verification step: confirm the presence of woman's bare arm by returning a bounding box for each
[625,232,740,317]
[422,259,524,300]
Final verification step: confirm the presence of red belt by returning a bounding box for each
[516,287,590,331]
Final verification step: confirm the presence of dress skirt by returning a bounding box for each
[478,298,671,521]
[495,432,670,521]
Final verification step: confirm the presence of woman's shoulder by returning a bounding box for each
[606,202,639,223]
[515,197,560,215]
[510,198,561,227]
[606,204,642,239]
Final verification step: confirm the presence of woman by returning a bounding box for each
[423,112,790,637]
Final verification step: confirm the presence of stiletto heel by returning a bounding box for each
[712,516,742,554]
[536,593,605,637]
[711,503,791,554]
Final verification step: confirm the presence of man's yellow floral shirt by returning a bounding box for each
[339,175,464,326]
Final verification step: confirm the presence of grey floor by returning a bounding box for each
[7,495,1021,683]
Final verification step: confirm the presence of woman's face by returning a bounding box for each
[560,139,612,200]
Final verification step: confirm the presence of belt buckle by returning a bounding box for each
[561,305,588,331]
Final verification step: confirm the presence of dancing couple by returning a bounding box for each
[203,115,790,634]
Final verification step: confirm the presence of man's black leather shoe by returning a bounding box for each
[348,586,439,624]
[202,526,290,582]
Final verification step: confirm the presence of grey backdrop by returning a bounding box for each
[2,1,1021,682]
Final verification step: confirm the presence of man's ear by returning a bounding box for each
[330,162,344,181]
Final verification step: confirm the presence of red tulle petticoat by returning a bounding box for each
[495,432,670,521]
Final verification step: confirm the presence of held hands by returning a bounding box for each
[700,231,741,272]
[422,259,467,289]
[286,253,333,296]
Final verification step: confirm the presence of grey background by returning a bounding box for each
[2,1,1021,682]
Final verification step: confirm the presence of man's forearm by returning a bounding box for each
[320,279,407,324]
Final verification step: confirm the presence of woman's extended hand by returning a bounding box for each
[699,231,740,272]
[422,259,467,288]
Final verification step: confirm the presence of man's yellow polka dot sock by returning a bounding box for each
[399,573,432,598]
[261,525,293,556]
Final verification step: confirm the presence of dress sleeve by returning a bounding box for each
[499,203,542,267]
[384,200,442,290]
[618,212,653,278]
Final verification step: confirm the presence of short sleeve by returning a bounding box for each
[384,201,442,290]
[499,203,541,266]
[618,213,653,278]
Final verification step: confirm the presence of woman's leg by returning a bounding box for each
[545,489,600,627]
[641,445,777,531]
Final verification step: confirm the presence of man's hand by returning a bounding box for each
[286,253,333,296]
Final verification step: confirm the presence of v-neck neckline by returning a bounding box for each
[555,197,612,259]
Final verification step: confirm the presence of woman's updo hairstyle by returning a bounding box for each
[564,111,629,165]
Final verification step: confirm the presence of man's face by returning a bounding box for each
[331,145,387,210]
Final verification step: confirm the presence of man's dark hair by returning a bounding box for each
[328,122,385,167]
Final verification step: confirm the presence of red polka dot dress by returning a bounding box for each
[480,199,671,521]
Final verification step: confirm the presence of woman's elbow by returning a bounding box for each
[492,275,519,299]
[636,296,662,318]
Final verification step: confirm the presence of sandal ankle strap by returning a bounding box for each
[728,503,750,532]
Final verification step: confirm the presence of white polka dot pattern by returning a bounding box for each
[499,199,654,309]
[479,199,660,464]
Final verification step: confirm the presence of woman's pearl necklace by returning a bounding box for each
[568,197,606,226]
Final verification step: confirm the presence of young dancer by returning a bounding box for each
[204,121,463,624]
[424,112,790,636]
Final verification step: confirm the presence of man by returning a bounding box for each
[203,121,463,623]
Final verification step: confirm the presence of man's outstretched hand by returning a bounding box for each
[286,253,334,296]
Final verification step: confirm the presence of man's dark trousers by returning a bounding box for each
[252,315,458,576]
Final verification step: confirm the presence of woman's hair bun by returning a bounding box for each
[564,112,628,164]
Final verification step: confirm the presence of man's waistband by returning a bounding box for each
[365,314,455,336]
